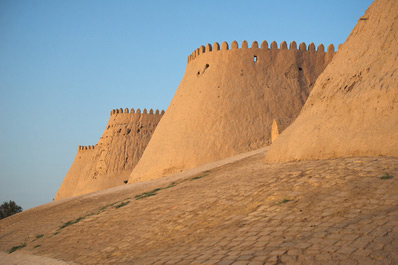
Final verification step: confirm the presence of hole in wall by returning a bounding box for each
[298,67,303,71]
[254,56,257,62]
[205,64,209,69]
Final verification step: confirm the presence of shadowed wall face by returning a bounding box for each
[265,0,398,162]
[55,110,163,200]
[129,41,335,183]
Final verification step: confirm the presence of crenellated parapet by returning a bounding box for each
[187,40,337,64]
[110,108,165,116]
[78,145,97,151]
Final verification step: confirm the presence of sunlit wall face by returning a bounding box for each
[0,0,373,210]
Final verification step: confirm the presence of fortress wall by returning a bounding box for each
[187,40,336,64]
[53,146,97,200]
[109,108,164,116]
[55,109,164,200]
[78,145,97,151]
[265,0,398,162]
[129,40,336,183]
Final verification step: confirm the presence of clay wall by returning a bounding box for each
[110,108,165,116]
[129,40,336,183]
[55,108,164,200]
[187,40,336,64]
[77,145,96,151]
[265,0,398,162]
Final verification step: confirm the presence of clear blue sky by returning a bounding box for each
[0,0,373,210]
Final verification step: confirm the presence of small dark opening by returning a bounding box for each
[197,71,200,76]
[205,64,209,69]
[298,67,303,71]
[123,180,128,184]
[254,56,257,62]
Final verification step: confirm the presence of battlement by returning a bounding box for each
[78,145,97,151]
[187,40,337,63]
[110,108,165,116]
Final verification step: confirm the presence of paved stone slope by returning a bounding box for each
[0,251,76,265]
[1,150,397,264]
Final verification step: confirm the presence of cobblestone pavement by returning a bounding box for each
[0,149,397,264]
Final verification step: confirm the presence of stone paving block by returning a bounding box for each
[369,229,389,237]
[294,242,312,249]
[264,240,284,248]
[235,255,253,261]
[339,259,359,265]
[366,242,385,251]
[238,241,255,248]
[322,245,341,253]
[337,246,357,255]
[279,254,297,263]
[246,261,264,265]
[216,259,237,265]
[231,261,250,265]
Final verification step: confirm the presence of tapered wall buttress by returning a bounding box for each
[266,0,398,162]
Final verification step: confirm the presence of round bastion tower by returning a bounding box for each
[55,108,164,200]
[129,40,337,183]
